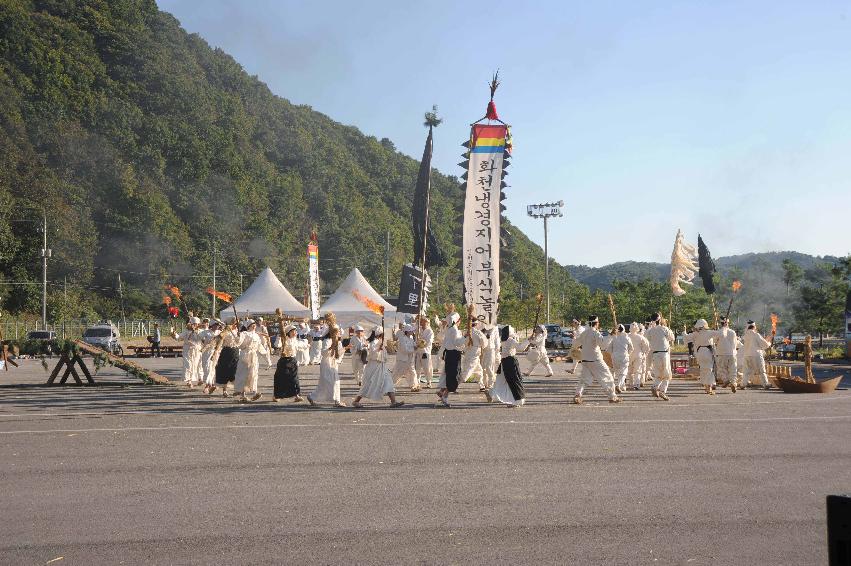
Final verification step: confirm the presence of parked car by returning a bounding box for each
[24,330,58,356]
[82,323,123,356]
[26,330,56,341]
[554,329,574,350]
[544,324,562,348]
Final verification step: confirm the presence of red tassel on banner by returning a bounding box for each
[486,100,499,120]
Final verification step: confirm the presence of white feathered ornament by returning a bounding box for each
[670,229,698,297]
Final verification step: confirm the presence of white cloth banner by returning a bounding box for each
[308,243,320,319]
[462,123,507,326]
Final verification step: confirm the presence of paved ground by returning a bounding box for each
[1,355,849,565]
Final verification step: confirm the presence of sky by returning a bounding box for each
[157,0,851,267]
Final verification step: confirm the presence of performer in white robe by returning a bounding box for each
[295,323,311,366]
[415,317,434,388]
[200,320,222,393]
[567,319,586,374]
[349,325,367,386]
[436,312,464,407]
[735,336,746,386]
[573,315,620,403]
[714,316,739,391]
[393,324,418,391]
[742,321,772,389]
[309,323,325,365]
[307,325,346,406]
[627,322,650,390]
[171,316,204,387]
[480,326,500,391]
[606,324,634,393]
[645,313,675,401]
[460,322,486,385]
[351,326,404,408]
[486,325,526,407]
[234,320,263,402]
[684,319,723,394]
[256,317,273,368]
[525,324,553,377]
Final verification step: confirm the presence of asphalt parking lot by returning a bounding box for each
[1,355,849,565]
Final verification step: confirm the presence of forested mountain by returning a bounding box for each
[0,0,576,319]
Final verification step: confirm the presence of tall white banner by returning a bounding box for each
[308,242,320,319]
[462,123,508,326]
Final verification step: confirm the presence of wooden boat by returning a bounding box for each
[775,374,843,394]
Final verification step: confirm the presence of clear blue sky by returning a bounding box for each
[157,0,851,267]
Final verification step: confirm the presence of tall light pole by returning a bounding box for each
[527,201,564,324]
[40,210,50,329]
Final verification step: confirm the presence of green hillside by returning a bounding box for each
[0,0,574,320]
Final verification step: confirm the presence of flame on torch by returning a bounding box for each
[732,280,742,293]
[162,296,172,306]
[352,290,385,315]
[770,313,779,335]
[164,284,182,299]
[205,288,233,303]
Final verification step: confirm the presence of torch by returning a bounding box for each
[607,293,618,331]
[724,280,742,320]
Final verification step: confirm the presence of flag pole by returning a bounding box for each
[416,106,441,346]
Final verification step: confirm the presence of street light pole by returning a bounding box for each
[527,200,564,324]
[40,211,50,329]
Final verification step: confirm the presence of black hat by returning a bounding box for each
[588,315,599,324]
[747,320,756,328]
[650,312,661,323]
[719,316,729,325]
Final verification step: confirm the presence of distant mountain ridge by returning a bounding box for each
[568,251,842,290]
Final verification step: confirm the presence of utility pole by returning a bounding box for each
[63,276,67,340]
[239,274,244,295]
[117,272,125,325]
[40,211,51,329]
[211,242,217,318]
[384,230,390,297]
[527,201,564,324]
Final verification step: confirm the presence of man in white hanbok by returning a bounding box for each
[573,316,620,403]
[309,322,325,365]
[525,324,553,377]
[606,324,634,393]
[627,322,650,390]
[742,321,772,389]
[480,326,500,391]
[645,313,675,401]
[349,325,366,386]
[459,321,486,385]
[714,316,739,391]
[684,319,723,394]
[393,324,418,391]
[415,316,434,388]
[200,320,222,393]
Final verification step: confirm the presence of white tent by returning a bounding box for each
[320,268,398,328]
[230,267,311,318]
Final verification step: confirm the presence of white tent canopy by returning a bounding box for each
[230,267,310,318]
[320,268,398,329]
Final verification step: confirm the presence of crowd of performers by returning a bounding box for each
[168,307,778,408]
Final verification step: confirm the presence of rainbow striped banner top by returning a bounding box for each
[471,124,507,153]
[308,244,318,260]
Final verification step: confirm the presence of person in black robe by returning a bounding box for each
[488,324,526,406]
[213,318,240,397]
[274,324,305,402]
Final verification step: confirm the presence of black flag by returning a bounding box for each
[697,234,716,294]
[412,125,446,267]
[397,264,431,315]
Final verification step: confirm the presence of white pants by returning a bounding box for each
[743,354,769,387]
[526,349,553,376]
[394,356,418,388]
[695,347,716,386]
[202,351,217,385]
[716,354,737,385]
[650,351,672,393]
[612,356,630,389]
[481,352,498,389]
[416,351,433,384]
[575,360,616,399]
[351,355,365,383]
[460,351,483,383]
[628,354,646,387]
